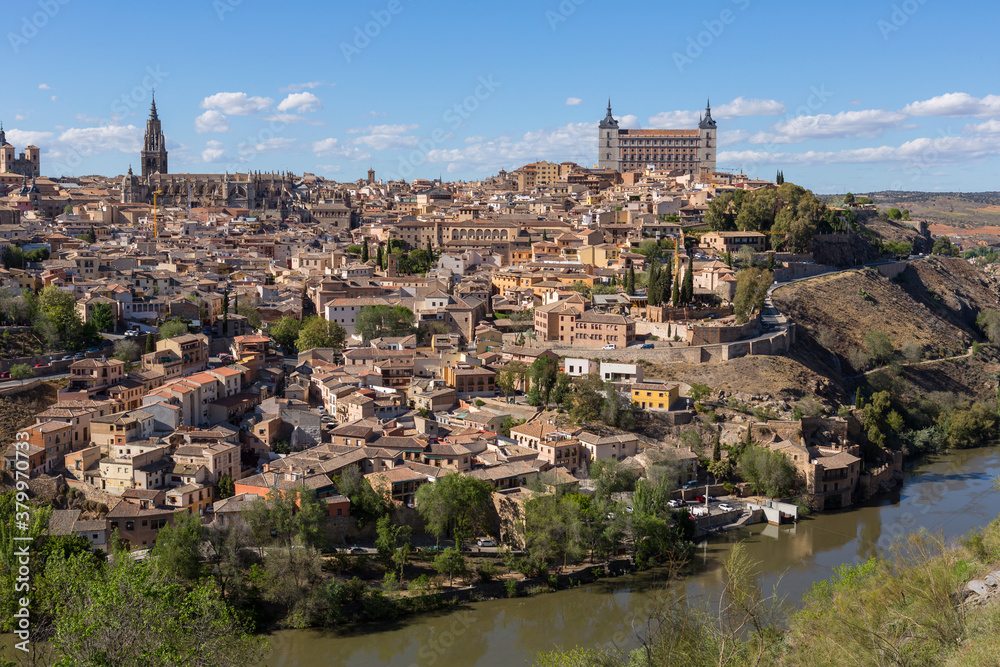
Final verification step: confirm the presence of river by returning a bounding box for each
[262,446,1000,666]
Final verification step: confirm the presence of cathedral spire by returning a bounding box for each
[149,91,158,121]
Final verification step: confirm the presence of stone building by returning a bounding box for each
[597,100,717,176]
[0,124,40,178]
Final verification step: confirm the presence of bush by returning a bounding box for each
[474,399,485,407]
[504,578,519,598]
[475,560,499,584]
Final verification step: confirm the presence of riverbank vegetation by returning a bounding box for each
[537,498,1000,667]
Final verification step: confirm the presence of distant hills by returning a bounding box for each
[863,191,1000,228]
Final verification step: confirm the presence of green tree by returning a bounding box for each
[625,266,636,296]
[570,373,605,424]
[671,270,680,305]
[528,355,558,406]
[495,360,527,398]
[90,303,115,331]
[151,509,204,582]
[145,331,157,354]
[886,207,903,220]
[931,235,959,257]
[844,192,854,204]
[376,243,383,270]
[159,319,189,339]
[113,339,141,363]
[270,316,303,351]
[681,254,694,304]
[42,546,263,666]
[361,238,369,262]
[525,494,585,568]
[221,286,230,336]
[38,284,81,339]
[433,547,467,587]
[414,474,493,547]
[864,330,894,366]
[976,309,1000,345]
[296,316,346,353]
[356,305,415,342]
[375,515,413,579]
[712,432,722,462]
[335,464,391,529]
[217,474,235,500]
[733,267,773,324]
[688,382,712,402]
[9,363,33,382]
[738,445,797,497]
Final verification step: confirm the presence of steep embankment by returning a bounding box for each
[773,257,1000,377]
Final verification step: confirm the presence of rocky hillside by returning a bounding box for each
[773,257,1000,375]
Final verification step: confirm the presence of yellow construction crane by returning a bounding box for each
[152,190,162,239]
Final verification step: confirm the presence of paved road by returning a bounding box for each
[0,371,69,390]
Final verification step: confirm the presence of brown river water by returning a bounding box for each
[261,446,1000,667]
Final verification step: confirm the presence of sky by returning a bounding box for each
[3,0,1000,193]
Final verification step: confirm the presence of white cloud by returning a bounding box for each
[464,135,486,144]
[750,109,908,144]
[5,129,54,146]
[280,81,323,93]
[349,123,420,151]
[57,125,142,155]
[50,96,57,102]
[648,97,785,129]
[619,114,639,129]
[719,133,1000,166]
[966,119,1000,135]
[201,140,225,162]
[277,92,322,113]
[565,97,583,106]
[419,121,596,174]
[648,110,700,128]
[714,97,785,118]
[14,114,27,121]
[194,110,229,134]
[200,92,272,115]
[38,83,50,90]
[243,137,295,154]
[368,110,387,118]
[902,92,1000,118]
[718,130,751,146]
[315,164,343,173]
[312,138,370,161]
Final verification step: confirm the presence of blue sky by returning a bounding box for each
[4,0,1000,192]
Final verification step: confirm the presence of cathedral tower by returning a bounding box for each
[141,93,168,178]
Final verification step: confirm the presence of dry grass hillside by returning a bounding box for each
[0,381,61,449]
[647,354,844,403]
[773,257,999,374]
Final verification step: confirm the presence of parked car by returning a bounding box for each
[348,547,366,555]
[61,355,74,361]
[640,343,654,349]
[476,538,496,547]
[668,499,685,508]
[33,362,50,369]
[0,372,10,379]
[602,344,616,350]
[718,503,735,512]
[683,480,699,488]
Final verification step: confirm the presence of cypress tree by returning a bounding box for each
[712,433,721,461]
[542,230,548,242]
[682,254,694,304]
[362,239,369,262]
[661,262,672,307]
[648,262,660,305]
[427,239,433,255]
[626,267,636,296]
[145,332,156,354]
[376,244,383,269]
[672,272,680,305]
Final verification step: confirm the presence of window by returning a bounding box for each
[125,521,134,531]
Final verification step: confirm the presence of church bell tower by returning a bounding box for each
[141,93,168,178]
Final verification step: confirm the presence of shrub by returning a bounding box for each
[475,560,499,584]
[504,578,519,598]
